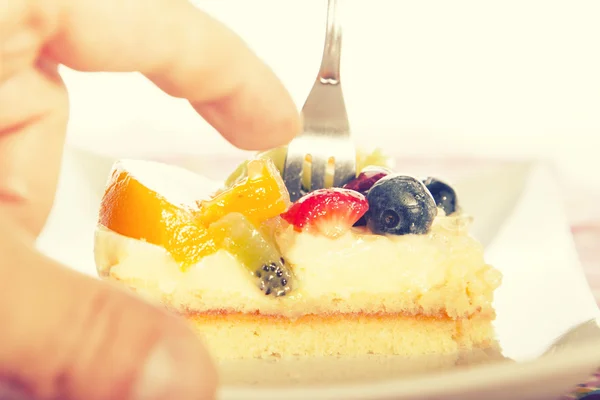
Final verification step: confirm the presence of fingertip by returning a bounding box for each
[194,78,301,151]
[246,91,302,150]
[71,279,219,400]
[51,0,301,151]
[250,106,302,150]
[133,315,218,400]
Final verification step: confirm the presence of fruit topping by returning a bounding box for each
[223,146,392,192]
[343,167,390,226]
[166,213,216,269]
[356,148,393,173]
[422,177,458,215]
[259,216,289,244]
[98,160,217,269]
[198,158,290,226]
[224,147,287,189]
[209,212,293,297]
[365,175,437,235]
[297,148,392,192]
[343,166,391,196]
[281,188,369,238]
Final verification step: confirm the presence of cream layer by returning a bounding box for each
[95,213,500,319]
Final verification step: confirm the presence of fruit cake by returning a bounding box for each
[94,147,502,362]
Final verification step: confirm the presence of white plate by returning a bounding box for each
[37,147,600,400]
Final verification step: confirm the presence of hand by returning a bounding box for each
[0,0,300,399]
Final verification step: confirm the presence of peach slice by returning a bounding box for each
[98,160,217,267]
[197,158,290,227]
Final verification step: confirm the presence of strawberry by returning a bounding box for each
[280,188,369,238]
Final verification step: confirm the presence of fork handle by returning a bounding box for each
[317,0,342,84]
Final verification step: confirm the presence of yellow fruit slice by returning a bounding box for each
[98,160,216,268]
[198,158,290,226]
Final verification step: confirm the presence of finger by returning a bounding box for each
[45,0,301,150]
[0,60,68,235]
[0,217,217,400]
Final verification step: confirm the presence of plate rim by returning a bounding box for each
[59,147,600,398]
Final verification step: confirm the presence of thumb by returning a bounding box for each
[0,217,217,400]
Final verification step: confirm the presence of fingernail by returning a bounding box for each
[132,340,190,400]
[0,177,28,203]
[132,335,216,400]
[132,343,170,400]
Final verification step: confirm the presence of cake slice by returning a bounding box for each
[94,150,502,363]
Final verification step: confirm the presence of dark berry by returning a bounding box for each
[577,391,600,400]
[366,174,437,235]
[422,177,458,215]
[344,167,390,196]
[343,167,390,226]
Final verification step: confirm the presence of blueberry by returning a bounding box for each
[578,391,600,400]
[366,175,437,235]
[422,177,458,215]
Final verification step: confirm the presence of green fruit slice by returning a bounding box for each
[356,147,393,173]
[223,147,288,189]
[208,212,293,297]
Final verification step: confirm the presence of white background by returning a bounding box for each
[62,0,600,199]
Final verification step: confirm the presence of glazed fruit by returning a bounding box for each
[198,158,290,226]
[209,213,293,297]
[366,175,437,235]
[343,167,391,196]
[356,148,392,174]
[281,188,369,238]
[98,160,217,269]
[343,167,390,226]
[298,148,392,191]
[259,215,289,244]
[423,177,458,215]
[224,147,287,189]
[223,146,392,192]
[167,214,216,269]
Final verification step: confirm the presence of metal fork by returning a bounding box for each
[283,0,356,202]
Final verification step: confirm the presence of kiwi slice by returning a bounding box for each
[208,212,293,297]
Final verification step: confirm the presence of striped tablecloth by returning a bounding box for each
[561,223,600,399]
[540,164,599,399]
[565,164,600,344]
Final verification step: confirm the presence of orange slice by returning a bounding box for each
[197,158,290,226]
[98,160,217,267]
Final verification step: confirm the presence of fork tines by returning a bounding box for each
[283,135,355,202]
